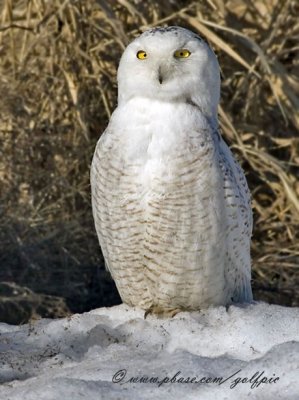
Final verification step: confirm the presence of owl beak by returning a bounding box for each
[158,66,164,84]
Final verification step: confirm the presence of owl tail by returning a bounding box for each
[232,276,253,304]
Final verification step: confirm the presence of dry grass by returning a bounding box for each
[0,0,298,322]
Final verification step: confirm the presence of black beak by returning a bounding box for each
[158,67,163,84]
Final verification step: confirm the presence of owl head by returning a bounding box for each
[117,26,220,123]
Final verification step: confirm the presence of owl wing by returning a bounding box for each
[90,129,112,274]
[90,126,151,306]
[217,135,253,303]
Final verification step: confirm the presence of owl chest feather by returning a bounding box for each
[112,99,219,197]
[92,100,231,307]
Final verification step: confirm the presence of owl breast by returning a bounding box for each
[91,98,247,311]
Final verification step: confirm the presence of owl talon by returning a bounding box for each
[144,306,182,319]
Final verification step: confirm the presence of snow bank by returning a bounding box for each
[0,303,299,399]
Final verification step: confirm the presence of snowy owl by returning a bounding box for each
[91,26,253,317]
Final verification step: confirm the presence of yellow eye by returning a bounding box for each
[137,50,147,60]
[174,49,191,59]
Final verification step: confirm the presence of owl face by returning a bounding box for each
[117,27,220,120]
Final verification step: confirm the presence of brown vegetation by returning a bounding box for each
[0,0,298,323]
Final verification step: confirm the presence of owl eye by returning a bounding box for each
[137,50,147,60]
[174,49,191,59]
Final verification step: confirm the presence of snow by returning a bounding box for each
[0,302,299,399]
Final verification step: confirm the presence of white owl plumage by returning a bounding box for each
[91,26,253,317]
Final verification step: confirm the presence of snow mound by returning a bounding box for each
[0,302,299,399]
